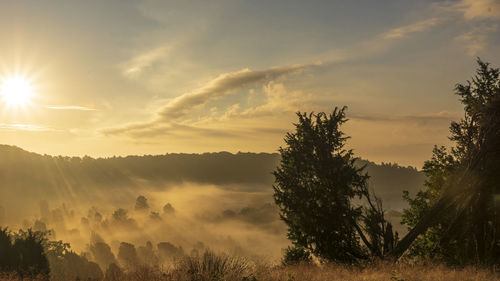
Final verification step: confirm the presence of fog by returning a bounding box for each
[0,146,424,271]
[1,182,289,268]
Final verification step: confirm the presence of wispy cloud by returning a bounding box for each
[47,106,97,111]
[383,18,442,39]
[350,111,460,125]
[222,81,311,120]
[107,2,477,141]
[105,12,450,140]
[436,0,500,21]
[455,24,498,56]
[122,46,171,78]
[102,121,236,139]
[157,64,309,120]
[0,123,57,132]
[102,64,310,137]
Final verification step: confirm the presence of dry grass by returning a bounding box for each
[250,262,500,281]
[1,255,500,281]
[0,273,48,281]
[166,251,250,281]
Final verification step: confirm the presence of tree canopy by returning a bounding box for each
[273,108,394,263]
[396,59,500,264]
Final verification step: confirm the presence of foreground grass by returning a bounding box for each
[1,252,500,281]
[254,263,500,281]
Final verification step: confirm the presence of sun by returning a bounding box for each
[1,76,34,106]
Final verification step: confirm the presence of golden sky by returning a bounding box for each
[0,0,499,167]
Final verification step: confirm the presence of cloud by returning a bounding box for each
[47,106,97,111]
[104,8,465,141]
[455,24,498,56]
[350,111,460,125]
[102,77,313,139]
[383,18,442,39]
[103,12,447,140]
[439,0,500,21]
[101,121,154,136]
[122,46,171,78]
[224,82,311,119]
[0,123,57,132]
[221,104,241,120]
[156,64,308,121]
[102,121,236,139]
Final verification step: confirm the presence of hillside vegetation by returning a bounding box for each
[0,144,424,210]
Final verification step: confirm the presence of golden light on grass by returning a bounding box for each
[0,75,34,107]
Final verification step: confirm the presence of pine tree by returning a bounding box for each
[273,107,393,263]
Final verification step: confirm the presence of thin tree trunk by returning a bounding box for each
[388,197,454,259]
[388,167,480,260]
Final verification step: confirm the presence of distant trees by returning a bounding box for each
[158,242,184,263]
[46,240,103,281]
[399,59,500,265]
[117,242,139,269]
[135,195,150,211]
[110,208,137,228]
[89,241,117,271]
[137,241,158,265]
[273,108,395,263]
[104,263,124,281]
[163,203,175,215]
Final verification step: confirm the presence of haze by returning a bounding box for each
[1,0,499,167]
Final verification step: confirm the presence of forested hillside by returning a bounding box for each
[0,144,423,210]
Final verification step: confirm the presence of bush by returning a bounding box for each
[170,250,250,281]
[282,246,312,266]
[11,229,49,278]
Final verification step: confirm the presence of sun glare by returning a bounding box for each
[1,76,34,106]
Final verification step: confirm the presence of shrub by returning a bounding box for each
[282,246,312,266]
[170,250,250,281]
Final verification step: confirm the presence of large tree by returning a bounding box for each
[394,59,500,264]
[273,107,393,263]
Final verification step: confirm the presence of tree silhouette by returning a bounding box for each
[104,263,124,281]
[282,246,312,265]
[117,242,138,269]
[158,242,184,262]
[46,240,103,281]
[89,241,117,271]
[137,241,158,266]
[12,229,50,278]
[394,59,500,264]
[135,195,149,211]
[0,228,14,271]
[273,107,393,263]
[163,203,175,215]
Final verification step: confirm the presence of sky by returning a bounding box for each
[0,0,499,167]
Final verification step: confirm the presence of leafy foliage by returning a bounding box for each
[401,59,500,264]
[12,229,50,277]
[282,246,312,265]
[0,228,15,271]
[401,146,456,260]
[273,107,395,263]
[45,240,103,281]
[0,228,50,278]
